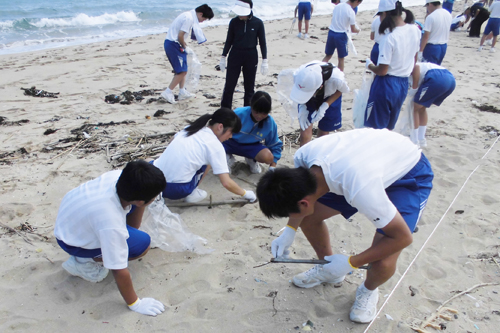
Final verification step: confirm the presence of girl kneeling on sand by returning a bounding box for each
[153,108,256,203]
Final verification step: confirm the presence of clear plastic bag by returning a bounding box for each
[352,71,374,128]
[141,199,214,254]
[394,89,416,138]
[184,49,202,92]
[276,68,299,125]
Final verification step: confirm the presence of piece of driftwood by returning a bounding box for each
[270,258,370,269]
[166,198,252,208]
[0,222,33,245]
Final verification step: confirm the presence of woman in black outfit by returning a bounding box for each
[220,0,268,109]
[468,2,490,37]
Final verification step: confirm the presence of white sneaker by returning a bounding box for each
[297,32,303,39]
[178,89,193,100]
[62,256,109,283]
[245,157,262,174]
[184,188,207,203]
[226,154,236,169]
[418,138,427,148]
[477,46,483,52]
[161,89,177,104]
[490,48,496,53]
[486,39,493,46]
[304,33,310,39]
[350,283,379,323]
[292,264,345,288]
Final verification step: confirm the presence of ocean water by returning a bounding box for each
[0,0,426,55]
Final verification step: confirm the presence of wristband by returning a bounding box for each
[286,224,297,232]
[241,190,246,197]
[128,298,139,307]
[348,256,358,269]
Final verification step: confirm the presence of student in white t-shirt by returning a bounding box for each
[256,128,434,324]
[478,0,500,53]
[419,0,452,65]
[154,108,257,203]
[161,5,214,104]
[54,161,167,316]
[364,0,420,130]
[370,15,382,64]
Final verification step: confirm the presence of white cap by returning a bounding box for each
[231,1,252,16]
[378,0,398,13]
[425,0,442,4]
[290,65,323,104]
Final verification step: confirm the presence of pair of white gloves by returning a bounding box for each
[272,226,356,278]
[298,102,329,131]
[219,57,269,76]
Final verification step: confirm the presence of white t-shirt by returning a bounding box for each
[154,127,229,183]
[294,128,421,229]
[371,16,382,43]
[490,2,500,18]
[424,8,452,44]
[54,171,131,270]
[166,11,194,43]
[378,24,421,77]
[451,14,466,25]
[324,67,350,97]
[329,3,356,33]
[415,62,444,87]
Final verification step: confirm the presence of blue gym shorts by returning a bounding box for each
[162,165,207,200]
[370,42,379,65]
[223,138,267,160]
[364,75,408,130]
[484,18,500,36]
[450,22,461,31]
[164,39,188,74]
[422,43,447,65]
[442,1,453,13]
[317,153,434,234]
[57,224,151,259]
[325,30,348,58]
[298,2,312,21]
[414,69,456,108]
[305,94,342,132]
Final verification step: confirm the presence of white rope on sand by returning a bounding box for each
[364,135,500,333]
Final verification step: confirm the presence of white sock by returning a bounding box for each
[75,256,94,264]
[418,126,427,141]
[361,281,376,292]
[166,88,173,94]
[411,129,419,143]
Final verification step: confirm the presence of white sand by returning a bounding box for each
[0,6,499,332]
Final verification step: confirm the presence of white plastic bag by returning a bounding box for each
[141,199,213,254]
[394,89,416,138]
[352,71,374,128]
[184,49,202,91]
[347,32,358,56]
[276,68,299,125]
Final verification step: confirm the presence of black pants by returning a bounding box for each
[469,9,489,37]
[221,48,258,109]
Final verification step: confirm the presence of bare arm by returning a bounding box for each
[325,90,342,107]
[126,205,146,229]
[218,173,246,196]
[350,24,360,34]
[367,63,389,76]
[113,268,138,305]
[411,63,420,89]
[350,212,413,268]
[178,31,187,49]
[419,31,430,52]
[370,31,375,41]
[294,6,298,18]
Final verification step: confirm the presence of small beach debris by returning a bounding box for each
[105,89,162,104]
[209,103,221,107]
[455,210,464,214]
[473,103,500,114]
[254,278,267,284]
[255,81,274,88]
[302,320,314,331]
[0,116,30,126]
[21,86,59,98]
[385,314,394,320]
[153,110,171,117]
[203,93,217,99]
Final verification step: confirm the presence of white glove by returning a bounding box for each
[323,254,356,277]
[242,190,257,202]
[310,102,329,124]
[298,104,311,131]
[219,56,226,73]
[185,47,194,54]
[408,88,418,98]
[128,298,165,316]
[417,52,423,62]
[260,59,269,76]
[269,166,276,171]
[292,18,297,25]
[271,226,296,258]
[365,58,373,70]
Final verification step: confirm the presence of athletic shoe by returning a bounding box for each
[297,32,303,39]
[226,154,236,169]
[178,89,193,101]
[486,39,493,46]
[418,138,427,148]
[292,264,345,288]
[490,48,496,53]
[161,89,177,104]
[304,34,310,39]
[477,46,483,52]
[350,284,379,323]
[62,256,109,283]
[185,188,207,203]
[245,157,262,174]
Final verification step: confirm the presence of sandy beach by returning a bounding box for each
[1,5,499,332]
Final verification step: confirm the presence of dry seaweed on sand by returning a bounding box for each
[473,103,500,114]
[0,116,30,126]
[105,88,162,104]
[21,86,60,98]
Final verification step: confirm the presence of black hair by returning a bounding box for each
[256,167,317,218]
[185,107,242,136]
[116,160,166,203]
[251,91,272,114]
[239,0,253,9]
[428,1,441,6]
[379,1,415,35]
[196,4,214,20]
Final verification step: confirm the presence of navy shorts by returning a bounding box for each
[162,165,207,200]
[484,18,500,36]
[365,75,408,130]
[223,138,267,160]
[443,1,453,13]
[370,42,379,65]
[325,30,348,58]
[164,39,188,74]
[298,2,312,21]
[305,94,342,132]
[422,43,447,65]
[414,69,456,108]
[450,22,461,31]
[317,153,434,234]
[57,225,151,259]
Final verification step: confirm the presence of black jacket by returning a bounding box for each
[222,12,267,58]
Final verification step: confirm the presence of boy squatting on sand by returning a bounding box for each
[256,128,434,323]
[54,161,168,316]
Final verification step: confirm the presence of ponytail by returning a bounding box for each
[185,107,242,136]
[379,1,415,35]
